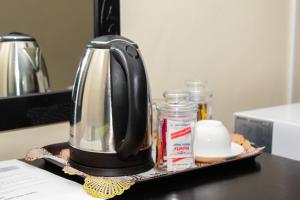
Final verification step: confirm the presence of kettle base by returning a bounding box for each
[69,158,154,177]
[69,146,154,177]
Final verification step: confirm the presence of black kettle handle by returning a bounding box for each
[111,43,148,160]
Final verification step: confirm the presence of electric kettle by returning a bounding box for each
[0,32,49,96]
[69,35,154,176]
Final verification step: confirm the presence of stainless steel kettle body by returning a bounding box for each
[69,35,153,176]
[0,32,49,97]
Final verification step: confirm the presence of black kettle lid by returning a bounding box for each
[87,35,138,49]
[0,32,35,42]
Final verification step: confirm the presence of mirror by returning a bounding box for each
[0,0,120,131]
[0,0,93,97]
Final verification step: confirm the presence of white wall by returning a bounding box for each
[121,0,291,130]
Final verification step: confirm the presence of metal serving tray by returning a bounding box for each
[41,142,263,184]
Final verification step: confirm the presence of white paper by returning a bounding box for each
[0,160,99,200]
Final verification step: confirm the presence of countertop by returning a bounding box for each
[27,153,300,200]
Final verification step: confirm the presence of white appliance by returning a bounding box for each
[234,103,300,161]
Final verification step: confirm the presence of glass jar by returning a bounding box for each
[186,80,213,120]
[156,90,197,171]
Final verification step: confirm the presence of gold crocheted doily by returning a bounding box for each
[83,176,135,199]
[25,148,135,199]
[25,148,52,161]
[63,165,135,199]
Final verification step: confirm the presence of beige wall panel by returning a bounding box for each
[294,0,300,102]
[0,123,69,160]
[121,0,290,130]
[0,0,294,159]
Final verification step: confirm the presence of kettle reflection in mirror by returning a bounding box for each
[69,35,154,176]
[0,32,50,97]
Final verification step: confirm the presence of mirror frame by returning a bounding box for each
[0,0,120,131]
